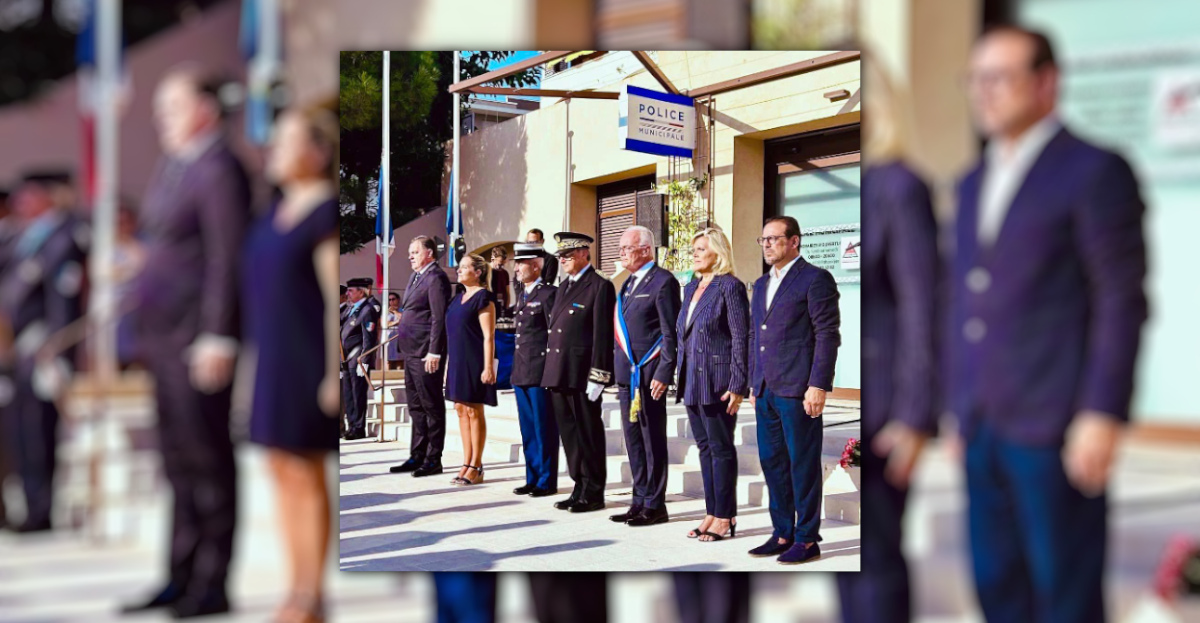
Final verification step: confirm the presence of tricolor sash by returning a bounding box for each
[615,287,663,423]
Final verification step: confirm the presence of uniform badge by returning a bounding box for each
[366,322,375,332]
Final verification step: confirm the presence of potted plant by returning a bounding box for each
[839,438,861,490]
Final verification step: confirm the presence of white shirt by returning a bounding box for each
[523,277,542,295]
[624,261,654,297]
[687,299,698,326]
[567,263,592,283]
[766,255,802,310]
[977,114,1061,246]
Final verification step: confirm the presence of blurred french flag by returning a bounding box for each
[75,0,127,206]
[240,0,282,145]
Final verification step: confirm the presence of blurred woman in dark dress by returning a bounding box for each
[445,253,497,486]
[242,106,340,623]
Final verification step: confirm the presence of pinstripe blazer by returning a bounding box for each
[675,273,750,406]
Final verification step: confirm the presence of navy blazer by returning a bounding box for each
[134,140,251,347]
[946,127,1147,444]
[614,264,680,387]
[508,280,557,387]
[749,258,841,398]
[675,273,749,406]
[861,162,939,436]
[397,263,452,360]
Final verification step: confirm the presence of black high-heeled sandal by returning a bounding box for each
[461,464,484,485]
[700,518,736,542]
[451,464,471,485]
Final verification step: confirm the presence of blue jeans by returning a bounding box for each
[965,420,1107,623]
[755,387,823,543]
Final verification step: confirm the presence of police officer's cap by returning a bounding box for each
[554,232,594,255]
[347,277,373,289]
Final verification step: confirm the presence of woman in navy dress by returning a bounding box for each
[242,106,340,623]
[445,253,498,486]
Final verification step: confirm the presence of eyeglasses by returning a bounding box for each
[618,245,649,254]
[756,235,789,246]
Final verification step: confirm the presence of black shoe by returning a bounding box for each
[609,505,643,523]
[513,484,535,495]
[748,536,794,558]
[168,591,230,619]
[553,497,579,511]
[777,542,821,565]
[529,487,557,498]
[12,519,52,533]
[389,459,423,474]
[343,430,367,441]
[626,506,669,527]
[412,462,443,477]
[121,584,185,613]
[569,499,606,513]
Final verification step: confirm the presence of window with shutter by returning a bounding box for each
[596,175,656,275]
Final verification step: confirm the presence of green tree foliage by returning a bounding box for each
[339,51,540,255]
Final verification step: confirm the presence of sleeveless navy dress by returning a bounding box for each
[445,288,498,406]
[243,198,339,451]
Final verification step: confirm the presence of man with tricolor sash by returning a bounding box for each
[608,225,680,527]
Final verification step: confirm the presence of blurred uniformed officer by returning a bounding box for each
[341,277,380,440]
[0,170,87,533]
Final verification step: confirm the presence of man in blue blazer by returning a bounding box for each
[389,236,452,478]
[608,225,680,527]
[949,26,1147,623]
[748,215,840,565]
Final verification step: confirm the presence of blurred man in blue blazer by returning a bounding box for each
[748,215,841,565]
[609,225,680,527]
[949,26,1147,623]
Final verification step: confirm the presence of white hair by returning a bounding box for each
[625,225,655,247]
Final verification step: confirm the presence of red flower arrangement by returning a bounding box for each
[1153,535,1198,599]
[839,438,861,469]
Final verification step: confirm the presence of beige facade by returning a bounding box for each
[451,51,861,281]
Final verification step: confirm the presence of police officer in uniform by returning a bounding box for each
[0,170,87,533]
[541,232,615,514]
[341,277,380,440]
[508,242,559,497]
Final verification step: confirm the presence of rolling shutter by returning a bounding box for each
[596,175,655,274]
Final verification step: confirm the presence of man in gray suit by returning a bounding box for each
[122,66,250,619]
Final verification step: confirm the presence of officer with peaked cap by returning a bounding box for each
[341,277,380,440]
[540,232,615,514]
[508,242,560,497]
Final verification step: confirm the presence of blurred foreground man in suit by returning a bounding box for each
[541,232,615,514]
[609,225,679,527]
[950,26,1147,623]
[0,170,87,534]
[389,236,451,477]
[748,216,840,565]
[123,66,251,618]
[340,277,379,441]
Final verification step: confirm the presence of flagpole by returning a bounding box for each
[92,0,121,381]
[452,52,461,266]
[379,50,391,442]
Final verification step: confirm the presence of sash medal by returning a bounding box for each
[615,287,663,423]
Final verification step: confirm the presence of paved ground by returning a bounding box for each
[3,438,1200,621]
[338,440,860,573]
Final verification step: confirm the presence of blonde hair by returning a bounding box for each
[692,228,735,276]
[862,47,916,165]
[463,253,492,291]
[290,105,340,180]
